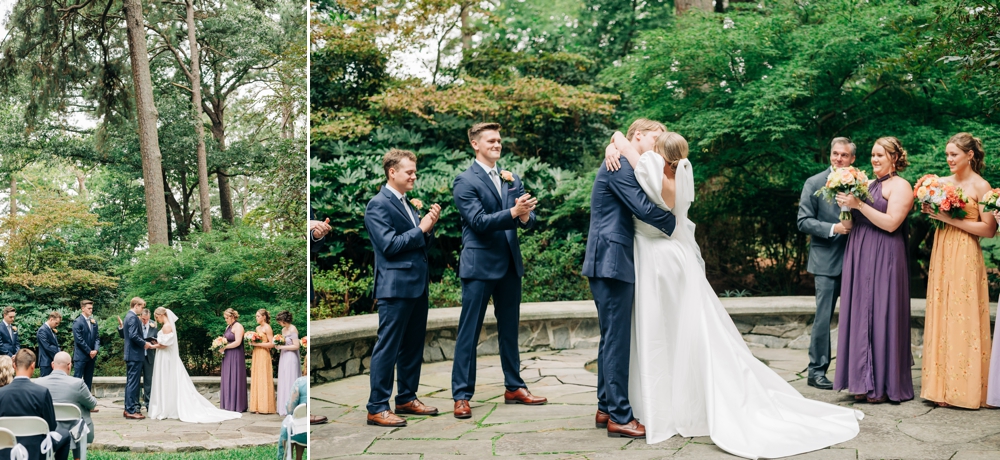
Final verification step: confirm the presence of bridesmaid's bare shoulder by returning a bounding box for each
[888,175,913,193]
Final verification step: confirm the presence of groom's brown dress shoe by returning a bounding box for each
[595,410,610,429]
[504,388,547,405]
[123,412,145,420]
[395,399,439,416]
[607,419,646,439]
[367,410,406,427]
[454,400,472,419]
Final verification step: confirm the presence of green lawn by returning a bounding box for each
[89,445,275,459]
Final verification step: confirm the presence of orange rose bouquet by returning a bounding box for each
[979,188,1000,213]
[814,166,872,220]
[914,174,969,228]
[211,336,228,354]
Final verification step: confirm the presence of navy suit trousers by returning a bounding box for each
[366,295,429,414]
[73,358,96,391]
[589,277,635,425]
[125,360,143,414]
[451,264,526,401]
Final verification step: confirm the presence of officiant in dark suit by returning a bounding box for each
[138,308,157,411]
[71,300,100,392]
[0,349,71,460]
[363,148,442,428]
[450,123,546,420]
[0,307,19,357]
[797,137,856,390]
[36,311,62,376]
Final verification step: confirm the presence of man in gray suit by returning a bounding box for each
[797,137,856,390]
[35,351,98,454]
[139,308,157,411]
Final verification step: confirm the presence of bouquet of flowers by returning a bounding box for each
[300,336,308,350]
[273,334,286,346]
[979,188,1000,213]
[914,174,970,228]
[814,167,872,220]
[244,331,263,349]
[211,336,228,354]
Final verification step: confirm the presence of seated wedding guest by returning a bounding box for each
[37,311,62,377]
[277,364,307,460]
[36,352,97,459]
[0,355,12,387]
[919,132,995,409]
[0,306,19,357]
[0,349,72,460]
[834,137,914,404]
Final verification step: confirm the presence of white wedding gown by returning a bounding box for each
[628,152,862,459]
[148,310,242,423]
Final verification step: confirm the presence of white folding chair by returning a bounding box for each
[0,427,16,448]
[0,417,50,460]
[53,403,87,460]
[286,403,307,460]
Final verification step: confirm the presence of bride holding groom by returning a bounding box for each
[119,297,241,423]
[586,119,863,458]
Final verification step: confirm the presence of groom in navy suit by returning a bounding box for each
[583,119,676,438]
[121,297,151,419]
[450,122,546,419]
[364,149,442,427]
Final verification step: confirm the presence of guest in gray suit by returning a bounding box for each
[139,308,157,411]
[797,137,856,390]
[36,351,97,452]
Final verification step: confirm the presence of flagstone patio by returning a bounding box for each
[312,346,1000,459]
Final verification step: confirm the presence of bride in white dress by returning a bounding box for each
[607,131,862,459]
[148,307,242,423]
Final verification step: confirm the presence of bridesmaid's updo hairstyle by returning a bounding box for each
[948,132,986,174]
[653,132,690,171]
[875,136,909,172]
[256,308,271,323]
[223,308,239,321]
[276,311,292,324]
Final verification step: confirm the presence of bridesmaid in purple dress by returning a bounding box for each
[834,137,915,403]
[221,308,248,412]
[275,310,301,416]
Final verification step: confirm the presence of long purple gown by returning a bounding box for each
[276,328,301,416]
[221,323,248,412]
[834,173,914,402]
[988,301,1000,407]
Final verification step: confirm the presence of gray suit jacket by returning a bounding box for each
[35,370,97,443]
[797,167,848,277]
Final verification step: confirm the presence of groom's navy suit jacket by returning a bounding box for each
[453,163,535,280]
[366,186,435,299]
[122,311,146,362]
[583,161,676,283]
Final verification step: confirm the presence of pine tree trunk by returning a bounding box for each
[186,0,212,232]
[9,177,15,219]
[123,0,169,246]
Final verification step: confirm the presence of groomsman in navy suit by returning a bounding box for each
[36,311,62,376]
[72,300,101,394]
[364,148,442,427]
[0,307,19,357]
[450,122,546,419]
[584,118,675,438]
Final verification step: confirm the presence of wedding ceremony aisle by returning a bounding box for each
[312,347,1000,459]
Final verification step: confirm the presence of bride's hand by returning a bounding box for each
[605,143,622,172]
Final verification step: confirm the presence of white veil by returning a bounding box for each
[671,159,705,273]
[165,308,179,338]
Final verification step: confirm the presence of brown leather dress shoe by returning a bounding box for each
[124,412,145,420]
[310,415,329,425]
[367,410,406,427]
[504,388,547,405]
[454,400,472,419]
[395,399,439,416]
[595,410,610,429]
[607,419,645,438]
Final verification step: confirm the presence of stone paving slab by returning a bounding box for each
[87,396,282,452]
[313,347,1000,459]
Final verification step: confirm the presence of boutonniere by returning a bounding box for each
[10,326,16,333]
[52,329,58,334]
[90,318,96,325]
[500,170,515,184]
[409,198,423,211]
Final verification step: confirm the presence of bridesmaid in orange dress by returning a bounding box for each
[249,309,276,414]
[921,132,996,409]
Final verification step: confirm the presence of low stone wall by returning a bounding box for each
[311,297,996,384]
[91,377,265,401]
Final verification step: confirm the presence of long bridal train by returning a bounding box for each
[148,309,242,423]
[629,151,863,459]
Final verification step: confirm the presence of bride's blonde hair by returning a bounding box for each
[654,132,689,171]
[154,307,167,319]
